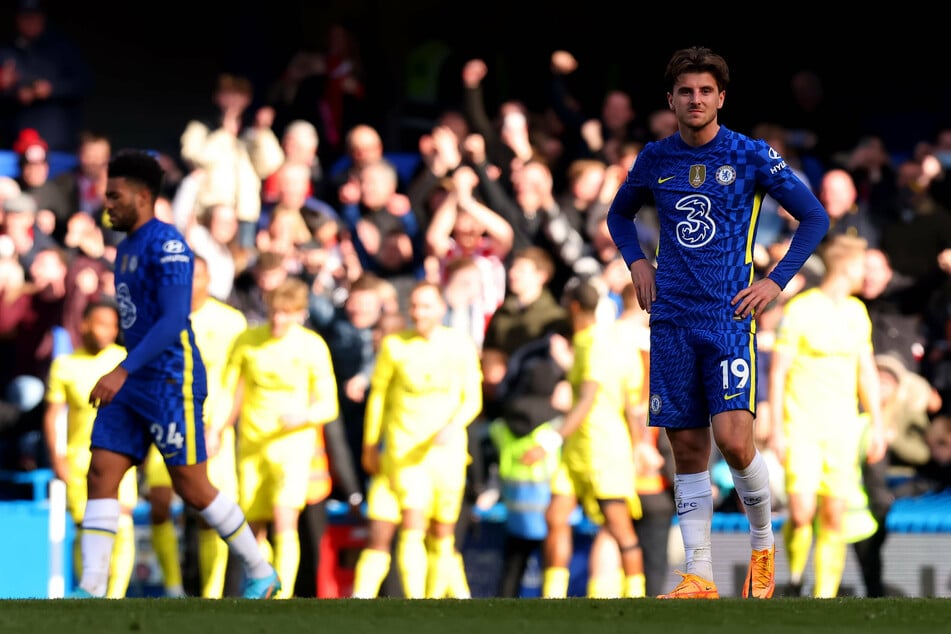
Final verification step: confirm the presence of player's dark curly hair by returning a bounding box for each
[665,46,730,93]
[107,149,165,200]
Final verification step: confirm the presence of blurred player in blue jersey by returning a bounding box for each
[606,47,829,599]
[69,150,280,599]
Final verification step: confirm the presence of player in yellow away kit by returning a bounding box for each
[144,254,248,597]
[44,299,138,598]
[769,235,887,597]
[359,281,483,599]
[224,276,339,599]
[527,280,645,599]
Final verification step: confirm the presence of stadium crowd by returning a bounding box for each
[1,2,951,599]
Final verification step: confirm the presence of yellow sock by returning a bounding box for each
[151,520,183,594]
[352,548,391,598]
[198,528,229,598]
[542,566,570,598]
[783,521,813,584]
[813,528,846,598]
[425,535,456,598]
[586,571,621,598]
[273,530,300,599]
[446,551,471,599]
[397,529,427,599]
[107,514,136,598]
[623,572,646,598]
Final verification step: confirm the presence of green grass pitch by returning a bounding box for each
[3,597,949,634]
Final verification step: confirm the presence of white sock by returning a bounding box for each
[730,450,775,551]
[198,492,272,579]
[674,472,714,580]
[79,498,120,596]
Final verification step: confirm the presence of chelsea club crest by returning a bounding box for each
[715,165,736,185]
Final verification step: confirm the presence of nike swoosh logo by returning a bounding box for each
[658,176,676,183]
[677,508,697,517]
[724,393,743,400]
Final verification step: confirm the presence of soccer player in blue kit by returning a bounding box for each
[607,47,829,599]
[70,150,280,599]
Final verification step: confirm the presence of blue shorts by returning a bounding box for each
[91,378,207,467]
[648,322,757,429]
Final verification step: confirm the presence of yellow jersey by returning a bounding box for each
[45,343,128,475]
[774,287,872,432]
[564,324,634,459]
[224,323,338,447]
[191,297,248,430]
[364,325,482,466]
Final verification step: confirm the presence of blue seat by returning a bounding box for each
[0,151,18,178]
[0,149,77,179]
[47,151,78,178]
[51,325,73,358]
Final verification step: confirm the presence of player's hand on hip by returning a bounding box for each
[88,366,128,407]
[731,277,781,319]
[628,259,656,313]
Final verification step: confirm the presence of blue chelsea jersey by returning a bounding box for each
[113,218,207,392]
[624,126,803,330]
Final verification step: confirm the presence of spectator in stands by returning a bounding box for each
[851,353,943,597]
[778,69,857,174]
[841,135,899,225]
[819,168,882,249]
[0,245,69,469]
[405,115,469,227]
[185,203,241,302]
[460,58,533,187]
[0,0,93,152]
[647,108,678,141]
[178,72,284,249]
[548,50,647,169]
[258,160,338,249]
[1,191,56,271]
[859,248,927,377]
[890,414,951,498]
[12,127,70,245]
[60,211,112,350]
[329,123,386,196]
[339,157,423,308]
[879,159,951,320]
[480,246,571,418]
[53,130,110,219]
[266,23,366,168]
[228,250,291,327]
[262,120,328,204]
[475,159,594,299]
[424,165,511,332]
[486,336,569,597]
